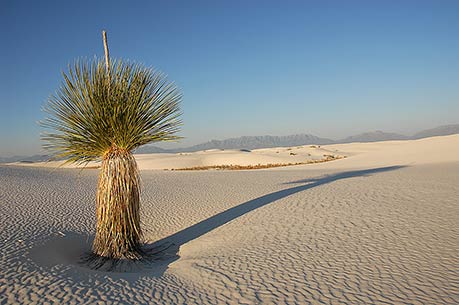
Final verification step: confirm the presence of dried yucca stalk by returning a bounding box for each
[93,146,142,259]
[41,32,182,262]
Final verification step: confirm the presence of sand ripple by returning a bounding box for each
[0,163,458,304]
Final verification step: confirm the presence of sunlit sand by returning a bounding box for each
[1,135,458,304]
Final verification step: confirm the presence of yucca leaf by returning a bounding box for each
[41,58,182,163]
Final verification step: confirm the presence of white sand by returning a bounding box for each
[9,144,342,170]
[1,135,458,304]
[10,134,459,170]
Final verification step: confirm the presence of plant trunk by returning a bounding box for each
[92,146,143,259]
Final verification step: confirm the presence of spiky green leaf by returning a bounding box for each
[41,59,182,163]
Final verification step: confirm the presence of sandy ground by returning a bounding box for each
[9,144,343,170]
[9,134,459,170]
[1,135,458,304]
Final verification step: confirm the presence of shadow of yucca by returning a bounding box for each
[29,165,405,276]
[80,239,178,273]
[144,165,406,275]
[28,231,172,278]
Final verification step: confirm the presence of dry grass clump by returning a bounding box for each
[172,155,344,171]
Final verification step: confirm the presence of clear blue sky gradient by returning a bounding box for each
[1,0,458,156]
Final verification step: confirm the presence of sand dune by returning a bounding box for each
[312,134,459,169]
[9,134,459,170]
[1,135,458,304]
[9,144,342,170]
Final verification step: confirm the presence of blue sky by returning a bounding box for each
[1,0,458,157]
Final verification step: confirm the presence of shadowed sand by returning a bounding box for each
[1,135,458,304]
[147,166,406,275]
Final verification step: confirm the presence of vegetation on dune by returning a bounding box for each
[41,31,182,263]
[172,155,344,171]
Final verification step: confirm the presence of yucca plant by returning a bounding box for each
[41,32,182,262]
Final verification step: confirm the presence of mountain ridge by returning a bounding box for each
[338,130,409,143]
[412,124,459,139]
[1,124,458,162]
[137,124,459,154]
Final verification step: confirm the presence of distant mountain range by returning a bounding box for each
[179,135,333,151]
[412,124,459,139]
[136,124,459,154]
[1,124,458,163]
[338,131,410,143]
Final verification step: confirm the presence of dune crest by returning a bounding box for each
[9,134,459,170]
